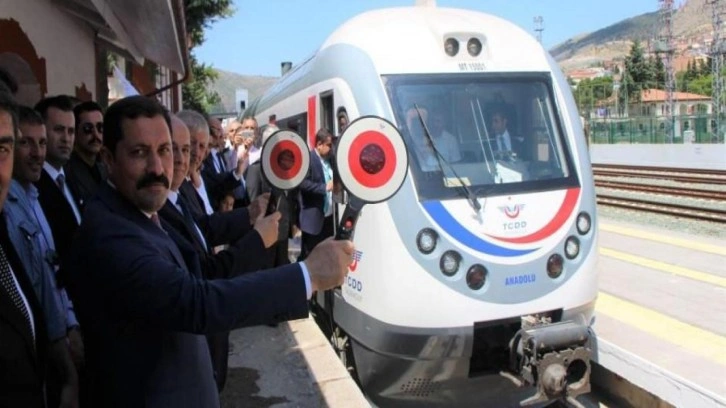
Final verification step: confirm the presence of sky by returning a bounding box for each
[195,0,659,77]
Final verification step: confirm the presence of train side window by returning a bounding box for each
[320,92,334,133]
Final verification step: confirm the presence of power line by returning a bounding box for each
[708,0,725,141]
[655,0,676,142]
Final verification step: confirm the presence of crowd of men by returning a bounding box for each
[0,69,352,408]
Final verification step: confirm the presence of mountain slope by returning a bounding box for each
[551,0,713,70]
[209,69,278,114]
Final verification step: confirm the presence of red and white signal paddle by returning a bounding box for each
[260,129,310,215]
[334,116,409,240]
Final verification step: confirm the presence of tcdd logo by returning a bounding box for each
[499,203,525,219]
[347,276,363,292]
[349,250,363,272]
[503,221,528,230]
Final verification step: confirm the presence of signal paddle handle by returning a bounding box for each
[335,197,363,241]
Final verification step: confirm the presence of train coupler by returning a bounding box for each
[507,320,593,406]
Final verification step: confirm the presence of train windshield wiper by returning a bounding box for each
[414,104,481,213]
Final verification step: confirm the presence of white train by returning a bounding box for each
[248,3,598,407]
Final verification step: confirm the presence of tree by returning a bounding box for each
[689,74,713,96]
[620,41,655,105]
[182,54,221,113]
[573,76,614,114]
[181,0,235,113]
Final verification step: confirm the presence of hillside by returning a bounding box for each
[552,0,713,71]
[208,69,278,114]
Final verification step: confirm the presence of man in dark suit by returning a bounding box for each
[160,115,277,392]
[65,95,353,407]
[179,109,247,214]
[65,101,107,208]
[298,128,335,260]
[33,95,82,269]
[0,90,51,408]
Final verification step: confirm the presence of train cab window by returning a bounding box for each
[384,73,578,201]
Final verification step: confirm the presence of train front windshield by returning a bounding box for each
[384,73,579,201]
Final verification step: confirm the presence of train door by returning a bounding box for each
[320,91,335,133]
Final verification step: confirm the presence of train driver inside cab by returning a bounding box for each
[405,105,460,171]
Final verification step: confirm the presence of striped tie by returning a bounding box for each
[0,245,34,342]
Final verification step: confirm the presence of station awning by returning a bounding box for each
[51,0,187,75]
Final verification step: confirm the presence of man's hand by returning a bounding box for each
[326,181,334,192]
[67,327,84,369]
[254,211,281,248]
[304,238,354,292]
[248,193,270,224]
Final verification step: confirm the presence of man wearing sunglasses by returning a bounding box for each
[66,101,107,208]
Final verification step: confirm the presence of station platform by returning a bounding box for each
[593,217,726,407]
[220,316,369,407]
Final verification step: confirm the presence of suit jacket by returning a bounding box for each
[158,195,267,392]
[158,196,267,279]
[179,179,206,219]
[35,168,80,271]
[298,150,328,235]
[201,162,245,210]
[65,152,107,209]
[0,216,48,408]
[65,183,309,407]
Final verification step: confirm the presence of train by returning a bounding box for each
[247,3,599,407]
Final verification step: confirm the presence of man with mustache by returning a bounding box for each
[64,95,353,407]
[66,101,107,208]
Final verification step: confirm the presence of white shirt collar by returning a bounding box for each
[168,189,179,204]
[43,162,65,180]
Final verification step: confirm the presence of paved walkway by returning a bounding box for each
[220,316,369,408]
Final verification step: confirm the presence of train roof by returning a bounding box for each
[319,5,551,74]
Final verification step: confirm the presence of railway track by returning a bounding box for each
[596,194,726,223]
[592,164,726,177]
[595,180,726,201]
[592,164,726,185]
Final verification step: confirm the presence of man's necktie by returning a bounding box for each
[177,195,208,252]
[217,152,227,173]
[176,195,196,228]
[56,173,65,191]
[0,245,34,342]
[150,213,164,231]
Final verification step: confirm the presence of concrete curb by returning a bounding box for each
[286,316,371,407]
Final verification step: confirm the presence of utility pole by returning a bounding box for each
[655,0,676,142]
[533,16,544,44]
[708,0,725,142]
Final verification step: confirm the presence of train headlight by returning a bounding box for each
[439,250,461,276]
[565,236,580,259]
[547,254,564,279]
[416,228,438,254]
[467,38,482,57]
[576,212,591,235]
[444,38,459,56]
[466,264,487,290]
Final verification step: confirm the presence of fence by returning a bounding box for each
[587,114,724,144]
